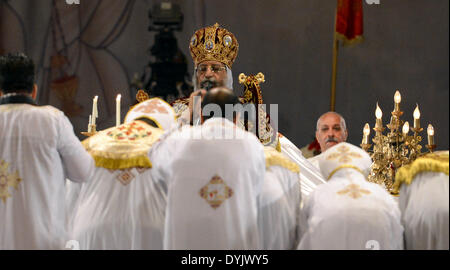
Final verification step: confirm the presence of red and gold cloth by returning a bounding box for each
[336,0,363,45]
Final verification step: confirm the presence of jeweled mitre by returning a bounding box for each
[189,23,239,68]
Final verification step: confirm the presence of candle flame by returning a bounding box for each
[413,104,420,119]
[394,90,401,104]
[363,123,370,136]
[402,121,409,134]
[116,94,122,101]
[375,103,382,119]
[427,124,434,136]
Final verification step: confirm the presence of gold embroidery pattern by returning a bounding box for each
[326,145,362,163]
[264,147,300,173]
[106,121,153,141]
[82,121,163,170]
[199,175,233,209]
[116,169,135,186]
[337,183,371,199]
[0,160,22,203]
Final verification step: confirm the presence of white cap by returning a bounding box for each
[318,142,372,180]
[124,97,177,131]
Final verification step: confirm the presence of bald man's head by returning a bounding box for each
[201,87,240,122]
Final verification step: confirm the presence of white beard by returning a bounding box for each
[192,66,234,91]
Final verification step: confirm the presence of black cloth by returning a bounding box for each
[0,94,37,106]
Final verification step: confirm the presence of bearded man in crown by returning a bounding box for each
[171,23,326,200]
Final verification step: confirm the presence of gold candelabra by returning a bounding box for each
[360,90,437,194]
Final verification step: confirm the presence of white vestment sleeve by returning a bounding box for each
[57,114,95,183]
[259,166,303,249]
[399,171,449,250]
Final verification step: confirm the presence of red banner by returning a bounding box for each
[336,0,363,45]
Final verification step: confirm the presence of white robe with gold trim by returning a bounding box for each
[298,169,404,250]
[70,167,166,250]
[150,118,265,250]
[69,121,167,250]
[0,104,94,250]
[259,148,306,249]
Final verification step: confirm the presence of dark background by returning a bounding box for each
[1,0,448,150]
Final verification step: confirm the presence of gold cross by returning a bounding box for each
[337,183,371,199]
[0,160,22,203]
[326,145,362,163]
[136,90,149,103]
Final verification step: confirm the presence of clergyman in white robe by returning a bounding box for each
[394,151,449,250]
[298,142,404,250]
[259,146,306,249]
[0,103,94,249]
[150,117,266,250]
[69,98,177,250]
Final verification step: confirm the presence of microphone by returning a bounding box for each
[200,80,217,91]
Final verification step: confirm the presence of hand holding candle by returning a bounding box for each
[116,94,121,127]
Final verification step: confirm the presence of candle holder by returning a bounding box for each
[411,127,423,134]
[373,126,385,134]
[360,143,372,152]
[391,110,403,118]
[361,91,435,194]
[425,144,436,153]
[81,124,97,137]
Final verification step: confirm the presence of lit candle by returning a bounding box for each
[92,96,98,126]
[116,94,121,127]
[394,90,401,112]
[88,115,92,132]
[375,103,383,129]
[363,123,370,144]
[402,121,409,136]
[427,124,435,145]
[413,104,420,129]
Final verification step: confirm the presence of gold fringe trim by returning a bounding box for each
[393,153,449,193]
[92,155,152,170]
[264,147,300,173]
[336,33,364,47]
[327,164,365,180]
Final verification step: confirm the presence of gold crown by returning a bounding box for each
[189,23,239,68]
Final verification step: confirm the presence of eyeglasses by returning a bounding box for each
[197,64,226,75]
